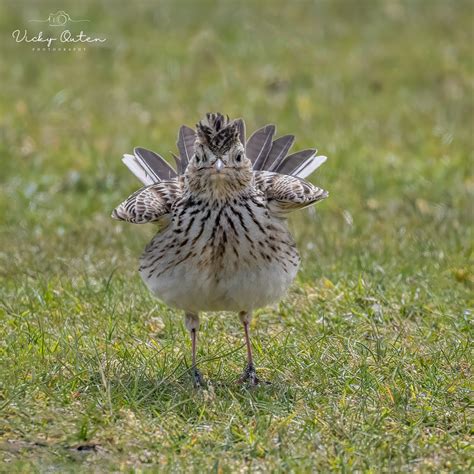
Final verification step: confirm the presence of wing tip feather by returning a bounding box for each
[111,206,125,221]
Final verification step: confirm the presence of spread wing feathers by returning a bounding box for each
[273,149,316,176]
[121,148,178,186]
[265,135,295,171]
[171,152,183,175]
[176,125,196,173]
[122,126,196,184]
[121,153,156,186]
[111,180,182,224]
[246,124,276,170]
[134,147,178,181]
[235,118,246,146]
[245,122,327,179]
[121,120,327,186]
[254,171,328,215]
[293,155,327,179]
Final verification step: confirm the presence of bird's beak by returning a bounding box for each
[214,158,224,173]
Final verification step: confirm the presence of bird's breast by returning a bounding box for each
[139,195,300,312]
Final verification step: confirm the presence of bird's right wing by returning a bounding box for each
[111,179,182,224]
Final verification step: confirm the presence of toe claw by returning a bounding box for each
[192,368,205,388]
[238,363,270,387]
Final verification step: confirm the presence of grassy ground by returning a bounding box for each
[0,0,472,472]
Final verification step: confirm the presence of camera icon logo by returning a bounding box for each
[48,11,71,27]
[29,11,89,27]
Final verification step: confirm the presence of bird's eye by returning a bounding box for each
[235,153,242,162]
[195,156,200,163]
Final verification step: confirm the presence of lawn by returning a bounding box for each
[0,0,472,472]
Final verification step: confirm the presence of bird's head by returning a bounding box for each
[185,113,252,199]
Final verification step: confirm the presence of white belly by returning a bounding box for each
[141,254,298,313]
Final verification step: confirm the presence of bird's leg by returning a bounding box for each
[238,311,263,386]
[185,313,205,388]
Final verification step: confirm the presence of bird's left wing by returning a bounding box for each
[254,171,328,216]
[111,179,182,224]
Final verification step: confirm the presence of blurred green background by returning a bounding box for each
[0,0,472,471]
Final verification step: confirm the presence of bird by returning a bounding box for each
[112,113,328,387]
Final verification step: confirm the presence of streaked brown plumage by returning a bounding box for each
[112,113,328,386]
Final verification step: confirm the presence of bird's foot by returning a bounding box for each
[237,363,271,387]
[192,367,206,388]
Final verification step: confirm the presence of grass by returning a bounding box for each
[0,0,472,471]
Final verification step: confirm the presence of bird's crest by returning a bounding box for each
[196,113,241,155]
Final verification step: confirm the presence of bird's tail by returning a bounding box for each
[243,122,327,178]
[121,116,327,184]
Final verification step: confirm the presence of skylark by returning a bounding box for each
[112,113,328,386]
